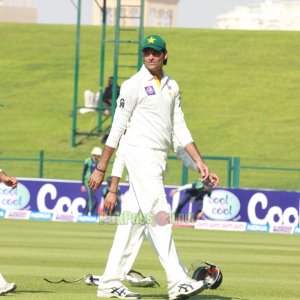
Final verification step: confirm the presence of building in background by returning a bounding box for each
[93,0,179,27]
[0,0,37,23]
[216,0,300,30]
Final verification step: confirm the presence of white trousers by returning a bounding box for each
[0,273,6,284]
[99,145,188,291]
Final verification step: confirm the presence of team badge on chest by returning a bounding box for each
[144,86,156,95]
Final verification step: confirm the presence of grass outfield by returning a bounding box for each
[1,219,300,300]
[0,24,299,190]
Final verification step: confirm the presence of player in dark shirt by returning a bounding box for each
[170,179,213,221]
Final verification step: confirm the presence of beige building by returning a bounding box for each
[0,0,37,23]
[93,0,179,27]
[216,0,300,31]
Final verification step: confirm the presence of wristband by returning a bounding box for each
[96,167,105,173]
[109,190,118,194]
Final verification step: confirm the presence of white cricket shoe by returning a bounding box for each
[168,279,207,300]
[0,282,17,295]
[97,283,141,299]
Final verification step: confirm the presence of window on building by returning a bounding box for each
[165,9,173,27]
[131,7,140,26]
[158,9,164,26]
[148,8,156,27]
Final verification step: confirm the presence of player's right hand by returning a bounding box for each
[88,169,105,191]
[196,160,209,180]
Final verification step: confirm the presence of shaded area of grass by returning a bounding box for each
[1,219,300,300]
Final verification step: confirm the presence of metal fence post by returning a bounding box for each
[39,150,44,178]
[71,0,82,147]
[227,157,233,187]
[181,165,188,185]
[232,157,240,188]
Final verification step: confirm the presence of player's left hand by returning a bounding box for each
[169,189,179,197]
[3,176,18,189]
[209,172,219,187]
[104,192,117,214]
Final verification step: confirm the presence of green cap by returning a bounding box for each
[141,35,166,52]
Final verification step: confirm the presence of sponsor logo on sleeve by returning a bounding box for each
[119,98,125,108]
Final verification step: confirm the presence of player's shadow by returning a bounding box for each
[13,290,54,294]
[183,296,249,300]
[145,295,248,300]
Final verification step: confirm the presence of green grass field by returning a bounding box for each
[0,24,299,189]
[1,219,300,299]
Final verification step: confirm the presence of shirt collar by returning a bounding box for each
[140,64,169,86]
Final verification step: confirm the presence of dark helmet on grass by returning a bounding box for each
[192,261,223,289]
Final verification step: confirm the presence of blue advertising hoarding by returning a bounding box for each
[0,178,299,233]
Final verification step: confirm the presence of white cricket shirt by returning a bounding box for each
[106,65,193,151]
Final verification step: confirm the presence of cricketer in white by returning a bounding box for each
[88,34,219,300]
[0,169,17,296]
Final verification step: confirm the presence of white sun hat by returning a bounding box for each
[91,147,102,156]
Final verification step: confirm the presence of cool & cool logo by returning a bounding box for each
[204,190,241,221]
[248,193,300,227]
[0,183,30,210]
